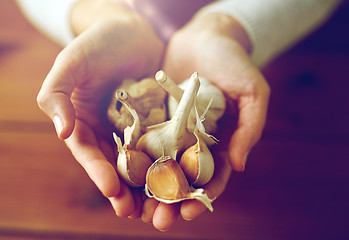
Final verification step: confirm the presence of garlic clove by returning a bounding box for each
[136,72,200,161]
[124,149,153,187]
[114,134,152,187]
[179,143,199,184]
[145,156,214,212]
[146,156,191,200]
[113,101,152,188]
[156,70,226,136]
[107,77,167,134]
[180,101,216,186]
[179,133,215,187]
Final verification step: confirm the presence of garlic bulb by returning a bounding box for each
[113,103,152,187]
[145,156,214,212]
[155,70,226,136]
[107,77,167,134]
[136,73,200,161]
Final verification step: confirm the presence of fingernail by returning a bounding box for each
[53,115,63,136]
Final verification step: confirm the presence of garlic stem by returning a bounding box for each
[136,73,200,160]
[116,89,149,118]
[155,70,183,101]
[116,89,129,101]
[157,70,226,137]
[170,72,199,141]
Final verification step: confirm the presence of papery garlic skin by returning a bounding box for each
[136,73,200,161]
[145,156,214,212]
[107,78,167,134]
[113,103,152,187]
[156,71,226,135]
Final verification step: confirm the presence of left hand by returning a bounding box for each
[141,12,270,231]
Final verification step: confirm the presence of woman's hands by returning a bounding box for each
[37,1,270,231]
[36,0,164,217]
[141,12,270,230]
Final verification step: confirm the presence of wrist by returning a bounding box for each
[192,12,252,54]
[70,0,133,35]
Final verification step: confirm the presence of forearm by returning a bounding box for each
[70,0,132,36]
[15,0,133,45]
[15,0,78,46]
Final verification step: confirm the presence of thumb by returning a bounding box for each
[228,84,270,171]
[37,49,80,139]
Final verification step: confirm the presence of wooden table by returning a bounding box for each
[1,1,348,239]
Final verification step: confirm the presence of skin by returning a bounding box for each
[36,0,270,232]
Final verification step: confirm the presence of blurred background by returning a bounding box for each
[0,1,348,239]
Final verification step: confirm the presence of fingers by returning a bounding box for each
[181,151,232,220]
[65,119,135,217]
[228,81,270,171]
[142,198,179,231]
[142,198,158,223]
[152,202,181,231]
[37,46,85,139]
[128,189,144,219]
[108,183,135,217]
[140,152,232,231]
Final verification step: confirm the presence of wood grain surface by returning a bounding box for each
[0,1,348,239]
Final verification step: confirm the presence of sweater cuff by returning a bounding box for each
[196,0,341,67]
[16,0,78,46]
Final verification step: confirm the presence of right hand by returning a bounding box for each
[37,0,164,218]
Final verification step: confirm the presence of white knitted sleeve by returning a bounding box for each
[15,0,78,46]
[196,0,341,67]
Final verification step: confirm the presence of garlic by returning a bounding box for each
[113,103,152,187]
[179,131,214,187]
[179,100,216,187]
[136,72,200,161]
[107,77,167,134]
[145,156,214,212]
[155,70,226,136]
